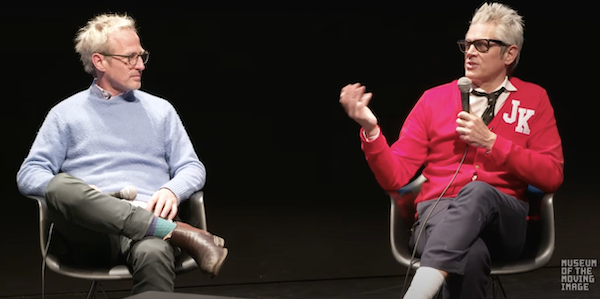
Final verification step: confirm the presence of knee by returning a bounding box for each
[455,181,495,205]
[458,181,493,196]
[45,173,82,206]
[130,238,176,269]
[46,173,70,197]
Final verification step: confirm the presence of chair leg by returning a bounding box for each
[86,281,99,299]
[496,277,507,299]
[487,275,508,299]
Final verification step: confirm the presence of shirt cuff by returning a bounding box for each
[361,126,381,143]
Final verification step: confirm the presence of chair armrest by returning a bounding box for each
[398,175,426,195]
[536,193,555,267]
[27,195,51,257]
[389,175,426,269]
[178,191,207,230]
[390,195,419,269]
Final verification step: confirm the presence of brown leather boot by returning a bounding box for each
[168,222,228,276]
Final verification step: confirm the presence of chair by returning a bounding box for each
[389,175,555,298]
[29,191,208,299]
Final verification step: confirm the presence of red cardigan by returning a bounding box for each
[361,77,564,205]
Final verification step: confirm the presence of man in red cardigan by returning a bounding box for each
[339,3,564,299]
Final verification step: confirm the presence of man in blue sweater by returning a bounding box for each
[16,13,227,294]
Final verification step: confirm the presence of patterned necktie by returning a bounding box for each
[471,87,506,125]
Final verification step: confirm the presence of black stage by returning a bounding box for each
[3,267,598,299]
[3,3,599,299]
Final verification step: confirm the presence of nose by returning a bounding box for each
[465,43,478,56]
[134,56,146,71]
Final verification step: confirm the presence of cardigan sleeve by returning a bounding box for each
[361,92,430,191]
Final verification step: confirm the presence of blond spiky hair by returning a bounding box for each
[471,3,524,74]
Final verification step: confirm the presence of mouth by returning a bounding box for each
[465,61,478,70]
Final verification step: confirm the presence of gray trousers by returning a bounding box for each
[45,173,177,294]
[409,181,529,299]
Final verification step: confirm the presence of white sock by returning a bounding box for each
[403,267,445,299]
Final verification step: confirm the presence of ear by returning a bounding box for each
[503,45,519,66]
[92,53,107,72]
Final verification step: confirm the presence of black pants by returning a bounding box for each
[45,173,178,294]
[409,181,529,299]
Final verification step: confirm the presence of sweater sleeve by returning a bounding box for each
[16,110,67,197]
[161,106,206,204]
[489,89,564,193]
[361,94,429,191]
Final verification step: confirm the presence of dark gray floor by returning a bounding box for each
[3,181,597,299]
[4,266,598,299]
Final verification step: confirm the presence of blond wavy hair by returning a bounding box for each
[74,13,137,74]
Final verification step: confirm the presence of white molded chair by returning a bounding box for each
[389,175,555,298]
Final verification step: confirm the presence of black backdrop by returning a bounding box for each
[2,1,598,297]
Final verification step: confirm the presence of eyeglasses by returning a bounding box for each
[457,39,508,53]
[100,51,149,66]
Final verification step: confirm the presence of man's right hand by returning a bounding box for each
[339,83,379,136]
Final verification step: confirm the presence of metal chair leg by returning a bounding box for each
[488,275,508,299]
[85,281,99,299]
[496,277,508,299]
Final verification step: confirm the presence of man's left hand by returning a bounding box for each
[146,188,178,220]
[456,111,496,151]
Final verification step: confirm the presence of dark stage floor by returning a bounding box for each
[5,266,598,299]
[3,181,598,299]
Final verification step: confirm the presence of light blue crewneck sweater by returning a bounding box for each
[17,83,206,204]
